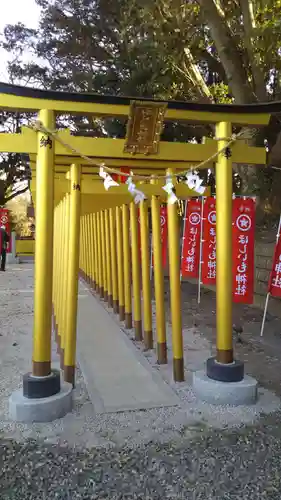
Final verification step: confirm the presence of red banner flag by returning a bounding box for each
[0,209,11,252]
[201,197,216,285]
[181,199,201,278]
[232,198,255,304]
[151,206,168,268]
[268,227,281,298]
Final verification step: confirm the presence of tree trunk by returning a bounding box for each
[197,0,281,223]
[239,0,267,101]
[197,0,255,103]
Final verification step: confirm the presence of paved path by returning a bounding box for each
[77,285,179,413]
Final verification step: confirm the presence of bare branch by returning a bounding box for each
[5,185,29,204]
[183,47,213,100]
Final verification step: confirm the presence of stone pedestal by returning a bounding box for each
[9,383,73,422]
[193,371,258,406]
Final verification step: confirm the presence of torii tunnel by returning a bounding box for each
[0,81,275,411]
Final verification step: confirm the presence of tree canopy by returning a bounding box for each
[0,112,31,206]
[3,1,280,101]
[0,0,281,214]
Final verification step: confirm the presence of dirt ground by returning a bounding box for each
[162,278,281,397]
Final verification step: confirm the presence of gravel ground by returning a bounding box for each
[1,264,281,498]
[171,278,281,398]
[2,414,281,499]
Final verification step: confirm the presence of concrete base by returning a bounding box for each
[18,255,34,263]
[193,370,258,406]
[9,382,73,422]
[6,254,20,265]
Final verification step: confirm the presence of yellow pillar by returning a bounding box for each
[100,210,108,300]
[105,209,113,307]
[83,216,87,280]
[88,213,94,287]
[60,194,70,369]
[109,208,119,314]
[78,216,81,272]
[85,214,90,283]
[93,213,99,293]
[97,212,104,298]
[84,215,88,282]
[88,214,92,285]
[151,186,167,364]
[90,213,96,290]
[116,206,125,321]
[32,109,55,377]
[79,217,82,274]
[130,201,142,341]
[79,216,82,276]
[167,169,184,381]
[53,205,59,347]
[52,207,56,309]
[216,121,233,363]
[139,199,153,349]
[82,216,87,281]
[88,214,93,286]
[80,216,85,279]
[122,204,132,329]
[64,164,81,385]
[56,200,64,353]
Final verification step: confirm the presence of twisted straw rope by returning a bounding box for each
[27,120,249,181]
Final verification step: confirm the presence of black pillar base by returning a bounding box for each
[23,369,61,399]
[206,357,244,383]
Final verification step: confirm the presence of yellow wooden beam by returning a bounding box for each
[203,137,267,165]
[1,128,216,160]
[45,132,267,165]
[30,178,211,199]
[31,190,133,213]
[1,128,266,165]
[0,91,270,125]
[29,160,197,175]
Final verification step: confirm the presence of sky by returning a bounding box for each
[0,0,41,82]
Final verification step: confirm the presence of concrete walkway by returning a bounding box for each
[77,285,179,413]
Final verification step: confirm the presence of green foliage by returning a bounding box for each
[0,112,31,206]
[6,194,33,235]
[0,0,281,215]
[209,83,233,104]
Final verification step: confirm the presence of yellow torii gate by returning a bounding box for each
[0,82,272,420]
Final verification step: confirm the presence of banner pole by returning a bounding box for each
[197,197,205,304]
[260,292,270,337]
[180,200,188,283]
[260,214,281,337]
[275,213,281,245]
